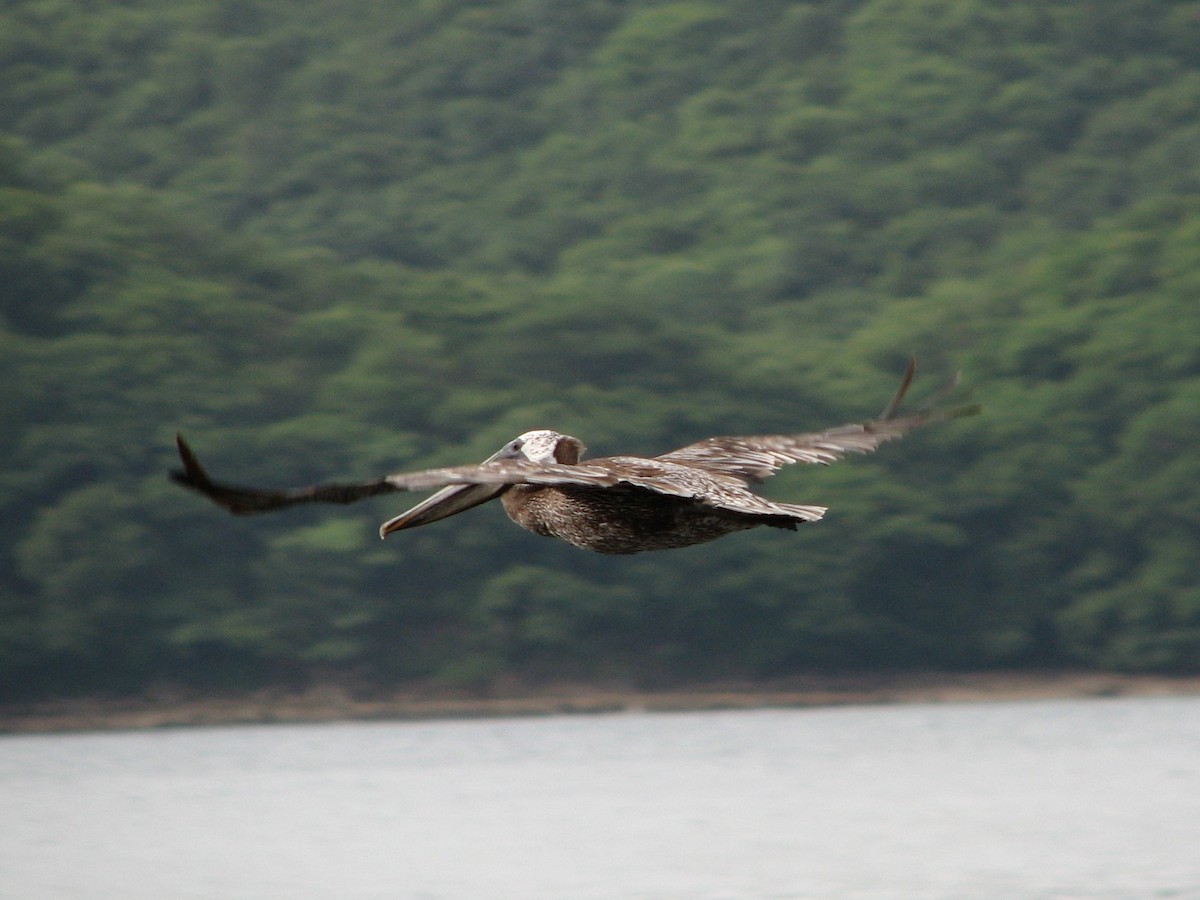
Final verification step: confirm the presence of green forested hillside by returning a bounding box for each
[2,0,1199,699]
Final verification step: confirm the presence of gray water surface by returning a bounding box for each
[3,696,1199,899]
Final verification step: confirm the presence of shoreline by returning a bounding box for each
[3,671,1199,735]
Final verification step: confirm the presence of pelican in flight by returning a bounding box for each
[171,360,975,554]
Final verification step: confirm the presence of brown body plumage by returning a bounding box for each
[171,359,976,554]
[502,483,781,554]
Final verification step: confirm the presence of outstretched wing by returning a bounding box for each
[170,436,694,520]
[171,434,402,514]
[657,359,978,483]
[383,458,697,498]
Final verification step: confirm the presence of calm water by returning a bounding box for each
[2,696,1199,899]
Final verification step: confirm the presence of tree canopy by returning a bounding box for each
[2,0,1199,699]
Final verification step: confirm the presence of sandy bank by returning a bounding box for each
[3,671,1198,735]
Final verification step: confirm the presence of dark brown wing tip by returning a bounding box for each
[170,433,210,489]
[879,356,917,421]
[876,359,981,428]
[169,433,257,514]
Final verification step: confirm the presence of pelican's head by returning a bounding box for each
[501,430,585,465]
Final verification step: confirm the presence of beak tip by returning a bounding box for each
[376,483,503,542]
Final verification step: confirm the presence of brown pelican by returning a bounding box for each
[171,360,976,554]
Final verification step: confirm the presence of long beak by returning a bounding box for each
[378,482,507,539]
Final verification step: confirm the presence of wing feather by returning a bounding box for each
[657,359,978,482]
[171,434,400,514]
[384,458,704,499]
[171,438,705,516]
[384,460,620,491]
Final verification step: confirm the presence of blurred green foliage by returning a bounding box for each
[2,0,1199,698]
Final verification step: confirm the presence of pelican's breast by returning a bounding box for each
[500,483,755,554]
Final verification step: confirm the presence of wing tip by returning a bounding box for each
[879,356,917,420]
[170,432,209,489]
[879,357,981,428]
[169,433,259,515]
